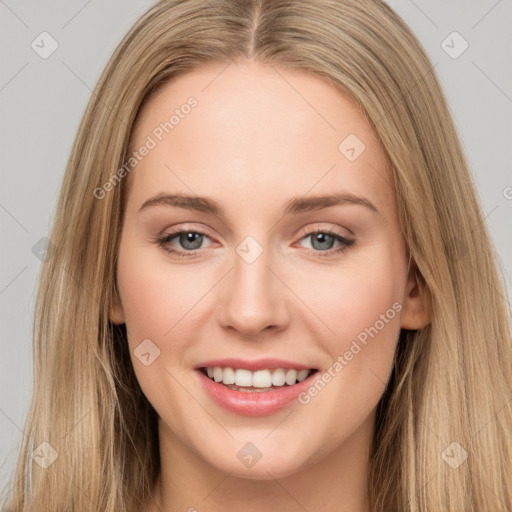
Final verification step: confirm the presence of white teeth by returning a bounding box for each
[222,367,235,385]
[203,366,314,388]
[271,368,286,386]
[297,369,309,382]
[213,367,223,383]
[234,369,253,387]
[285,369,297,385]
[252,369,272,388]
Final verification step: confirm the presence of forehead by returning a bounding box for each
[126,60,392,216]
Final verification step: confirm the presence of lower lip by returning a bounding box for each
[195,369,317,416]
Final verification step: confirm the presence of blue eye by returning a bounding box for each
[156,230,211,258]
[299,229,355,257]
[155,228,354,259]
[173,231,205,251]
[308,232,340,250]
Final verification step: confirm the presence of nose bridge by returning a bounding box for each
[217,235,288,335]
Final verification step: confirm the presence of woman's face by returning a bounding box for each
[111,60,428,479]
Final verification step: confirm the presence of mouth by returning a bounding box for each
[194,362,319,416]
[200,366,317,392]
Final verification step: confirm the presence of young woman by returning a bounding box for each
[3,0,511,510]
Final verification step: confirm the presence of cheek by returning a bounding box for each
[292,242,406,352]
[116,241,211,346]
[292,244,406,436]
[327,264,402,355]
[303,245,406,392]
[115,243,211,417]
[114,246,190,405]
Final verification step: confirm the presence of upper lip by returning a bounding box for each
[194,358,315,371]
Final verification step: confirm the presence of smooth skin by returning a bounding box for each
[110,60,430,512]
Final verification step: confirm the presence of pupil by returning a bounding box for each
[312,233,334,250]
[180,232,203,250]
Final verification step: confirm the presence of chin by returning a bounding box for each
[203,443,314,480]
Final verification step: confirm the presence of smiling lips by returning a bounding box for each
[195,358,319,416]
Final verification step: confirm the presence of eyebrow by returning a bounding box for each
[138,192,380,216]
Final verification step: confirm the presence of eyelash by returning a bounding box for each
[154,226,355,260]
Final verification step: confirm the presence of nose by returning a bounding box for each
[217,245,289,337]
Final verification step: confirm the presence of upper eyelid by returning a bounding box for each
[163,225,217,243]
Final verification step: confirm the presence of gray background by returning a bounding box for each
[1,0,511,498]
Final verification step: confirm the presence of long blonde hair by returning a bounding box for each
[3,0,511,510]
